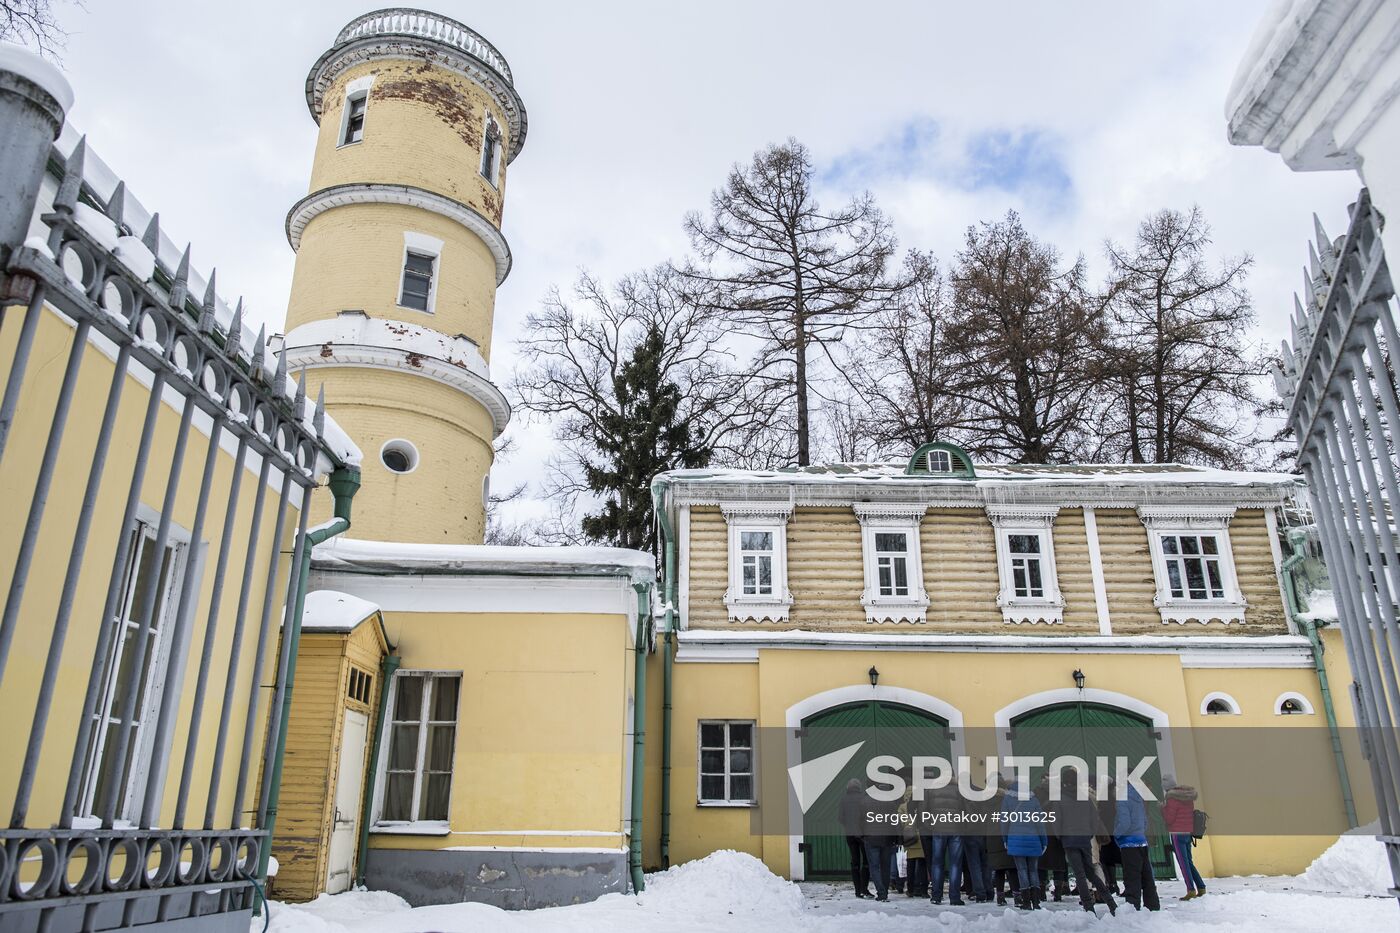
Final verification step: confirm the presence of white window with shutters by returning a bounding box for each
[372,671,461,829]
[721,502,793,623]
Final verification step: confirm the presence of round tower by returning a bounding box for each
[281,9,525,544]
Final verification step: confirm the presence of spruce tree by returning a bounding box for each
[579,324,711,552]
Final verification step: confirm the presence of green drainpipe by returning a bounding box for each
[650,476,677,869]
[1281,529,1358,828]
[355,651,400,887]
[629,581,653,893]
[257,466,361,888]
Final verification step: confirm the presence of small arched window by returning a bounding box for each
[906,442,975,478]
[1274,692,1315,716]
[1199,692,1240,716]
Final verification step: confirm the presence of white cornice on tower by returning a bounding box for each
[286,183,513,286]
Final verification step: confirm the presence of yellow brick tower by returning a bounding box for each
[280,9,525,543]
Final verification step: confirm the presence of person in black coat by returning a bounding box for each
[837,778,873,897]
[1096,778,1122,896]
[1051,771,1117,915]
[860,780,901,901]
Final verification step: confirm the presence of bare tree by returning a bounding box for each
[512,265,783,546]
[1098,206,1260,466]
[940,211,1103,462]
[844,251,981,455]
[1,1,69,57]
[681,138,900,465]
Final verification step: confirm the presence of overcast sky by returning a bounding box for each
[46,1,1359,521]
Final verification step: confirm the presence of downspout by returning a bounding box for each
[355,650,400,886]
[650,476,677,869]
[1282,528,1358,828]
[629,581,653,893]
[257,466,361,886]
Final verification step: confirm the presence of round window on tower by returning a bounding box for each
[380,439,419,475]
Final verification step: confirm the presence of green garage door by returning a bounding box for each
[800,701,952,878]
[1009,702,1173,880]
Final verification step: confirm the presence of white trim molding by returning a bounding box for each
[785,684,965,881]
[993,687,1176,783]
[1138,505,1247,625]
[1083,508,1113,634]
[987,504,1064,625]
[1199,691,1242,716]
[854,502,929,624]
[286,183,513,285]
[721,502,793,623]
[1274,690,1316,715]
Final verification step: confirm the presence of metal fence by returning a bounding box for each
[1275,187,1400,900]
[0,138,345,930]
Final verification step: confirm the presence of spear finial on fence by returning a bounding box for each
[226,299,244,358]
[54,137,86,214]
[198,269,218,334]
[105,181,126,229]
[141,212,161,253]
[314,385,326,436]
[251,324,267,377]
[273,342,287,398]
[293,367,307,411]
[168,245,192,311]
[1270,361,1291,399]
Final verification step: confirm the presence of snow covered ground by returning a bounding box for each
[257,835,1395,932]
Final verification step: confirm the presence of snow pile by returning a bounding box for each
[73,202,120,252]
[1297,824,1394,897]
[640,850,803,919]
[113,235,156,281]
[264,890,409,933]
[1297,589,1337,623]
[0,42,74,111]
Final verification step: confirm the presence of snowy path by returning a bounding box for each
[259,851,1396,932]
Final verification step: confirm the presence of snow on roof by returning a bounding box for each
[312,536,656,582]
[299,590,380,632]
[663,461,1302,488]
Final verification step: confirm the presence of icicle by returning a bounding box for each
[197,269,218,334]
[168,245,192,311]
[226,299,244,358]
[251,324,267,379]
[141,212,161,253]
[53,136,86,213]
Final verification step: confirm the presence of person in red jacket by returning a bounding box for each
[1162,779,1205,899]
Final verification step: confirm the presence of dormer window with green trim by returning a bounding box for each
[905,442,976,478]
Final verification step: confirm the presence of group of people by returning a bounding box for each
[837,772,1208,914]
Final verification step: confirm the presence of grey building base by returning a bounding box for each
[363,847,629,910]
[0,899,250,933]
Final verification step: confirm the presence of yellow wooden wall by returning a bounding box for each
[271,619,384,902]
[685,503,1288,634]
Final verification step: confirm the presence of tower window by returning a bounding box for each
[343,92,367,145]
[399,250,436,312]
[480,115,501,186]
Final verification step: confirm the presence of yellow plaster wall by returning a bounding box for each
[296,366,495,544]
[284,203,500,356]
[0,307,303,831]
[365,611,633,854]
[310,60,510,227]
[662,649,1355,879]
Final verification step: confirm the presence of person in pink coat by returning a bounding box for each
[1162,779,1205,899]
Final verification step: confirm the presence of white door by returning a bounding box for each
[326,709,369,894]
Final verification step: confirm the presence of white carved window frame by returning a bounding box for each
[854,503,929,624]
[987,504,1064,624]
[721,502,793,623]
[1139,505,1247,625]
[480,112,503,187]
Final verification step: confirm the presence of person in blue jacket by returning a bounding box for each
[1000,779,1048,910]
[1112,782,1160,911]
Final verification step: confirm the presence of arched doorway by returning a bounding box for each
[1009,702,1173,879]
[799,700,952,878]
